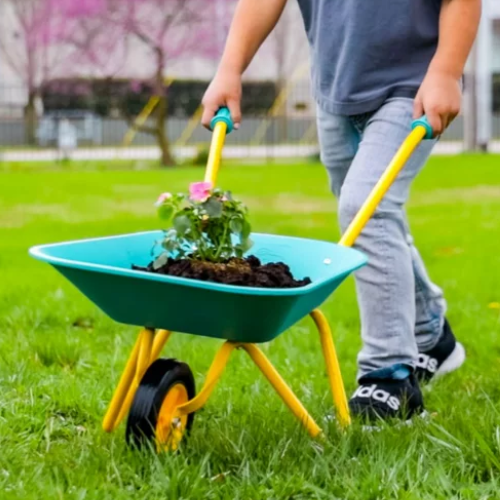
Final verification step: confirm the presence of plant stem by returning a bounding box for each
[214,224,230,261]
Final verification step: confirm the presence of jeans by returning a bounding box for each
[316,98,447,379]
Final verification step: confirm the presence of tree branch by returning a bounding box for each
[122,114,158,136]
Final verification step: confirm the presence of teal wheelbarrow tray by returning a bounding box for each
[29,108,434,452]
[29,232,367,343]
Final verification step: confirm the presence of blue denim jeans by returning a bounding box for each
[316,98,447,379]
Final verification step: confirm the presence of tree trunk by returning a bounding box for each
[153,50,175,167]
[24,91,38,146]
[156,94,175,166]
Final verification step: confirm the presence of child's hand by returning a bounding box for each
[202,70,242,130]
[413,70,462,137]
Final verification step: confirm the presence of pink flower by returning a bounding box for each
[189,181,213,202]
[155,192,172,207]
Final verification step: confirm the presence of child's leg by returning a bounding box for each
[316,106,360,197]
[407,219,465,382]
[337,98,438,379]
[405,222,447,351]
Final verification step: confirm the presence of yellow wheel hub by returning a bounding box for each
[155,383,189,452]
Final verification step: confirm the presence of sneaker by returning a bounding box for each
[349,373,424,421]
[416,319,466,383]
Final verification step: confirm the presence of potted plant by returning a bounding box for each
[134,182,311,288]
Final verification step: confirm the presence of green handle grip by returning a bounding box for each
[210,107,234,134]
[411,115,433,140]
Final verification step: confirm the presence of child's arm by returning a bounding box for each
[202,0,287,129]
[414,0,481,136]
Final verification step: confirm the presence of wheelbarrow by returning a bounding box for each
[29,109,433,451]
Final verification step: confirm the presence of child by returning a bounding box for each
[202,0,480,419]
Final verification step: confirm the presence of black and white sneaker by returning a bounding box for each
[416,319,466,383]
[349,374,424,421]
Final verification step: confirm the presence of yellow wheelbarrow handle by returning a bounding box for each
[205,107,234,185]
[339,116,433,248]
[204,107,433,248]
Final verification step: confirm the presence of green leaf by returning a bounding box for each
[153,253,169,270]
[173,214,191,235]
[202,197,223,218]
[229,217,243,235]
[157,204,174,222]
[241,237,253,253]
[241,220,252,239]
[162,237,179,253]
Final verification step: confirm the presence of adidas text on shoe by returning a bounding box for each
[349,375,424,421]
[416,319,466,383]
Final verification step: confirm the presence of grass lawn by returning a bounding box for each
[1,155,500,499]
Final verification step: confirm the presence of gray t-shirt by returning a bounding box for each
[296,0,442,115]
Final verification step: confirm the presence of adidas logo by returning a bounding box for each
[353,384,401,411]
[417,353,438,373]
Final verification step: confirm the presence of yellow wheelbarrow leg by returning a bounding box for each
[177,341,238,416]
[242,344,323,438]
[103,328,172,432]
[150,329,172,361]
[102,331,142,432]
[177,341,322,438]
[311,310,351,428]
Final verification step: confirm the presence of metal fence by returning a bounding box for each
[1,84,500,162]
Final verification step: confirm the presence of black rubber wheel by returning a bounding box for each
[126,358,196,450]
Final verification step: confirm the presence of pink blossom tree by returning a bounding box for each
[0,0,119,144]
[51,0,128,78]
[0,0,65,144]
[112,0,234,165]
[0,0,234,156]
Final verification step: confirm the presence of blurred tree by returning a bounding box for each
[53,0,128,78]
[0,0,122,145]
[0,0,66,144]
[111,0,234,166]
[0,0,234,159]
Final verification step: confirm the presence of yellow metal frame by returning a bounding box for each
[250,62,310,146]
[103,116,428,442]
[174,106,203,148]
[339,126,426,247]
[102,328,171,432]
[122,78,175,147]
[204,121,227,184]
[103,310,347,438]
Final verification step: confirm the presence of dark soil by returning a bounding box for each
[133,255,311,288]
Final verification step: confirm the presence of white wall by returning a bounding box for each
[0,1,23,88]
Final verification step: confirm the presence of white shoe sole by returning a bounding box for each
[434,342,466,378]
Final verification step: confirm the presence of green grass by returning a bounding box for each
[1,155,500,499]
